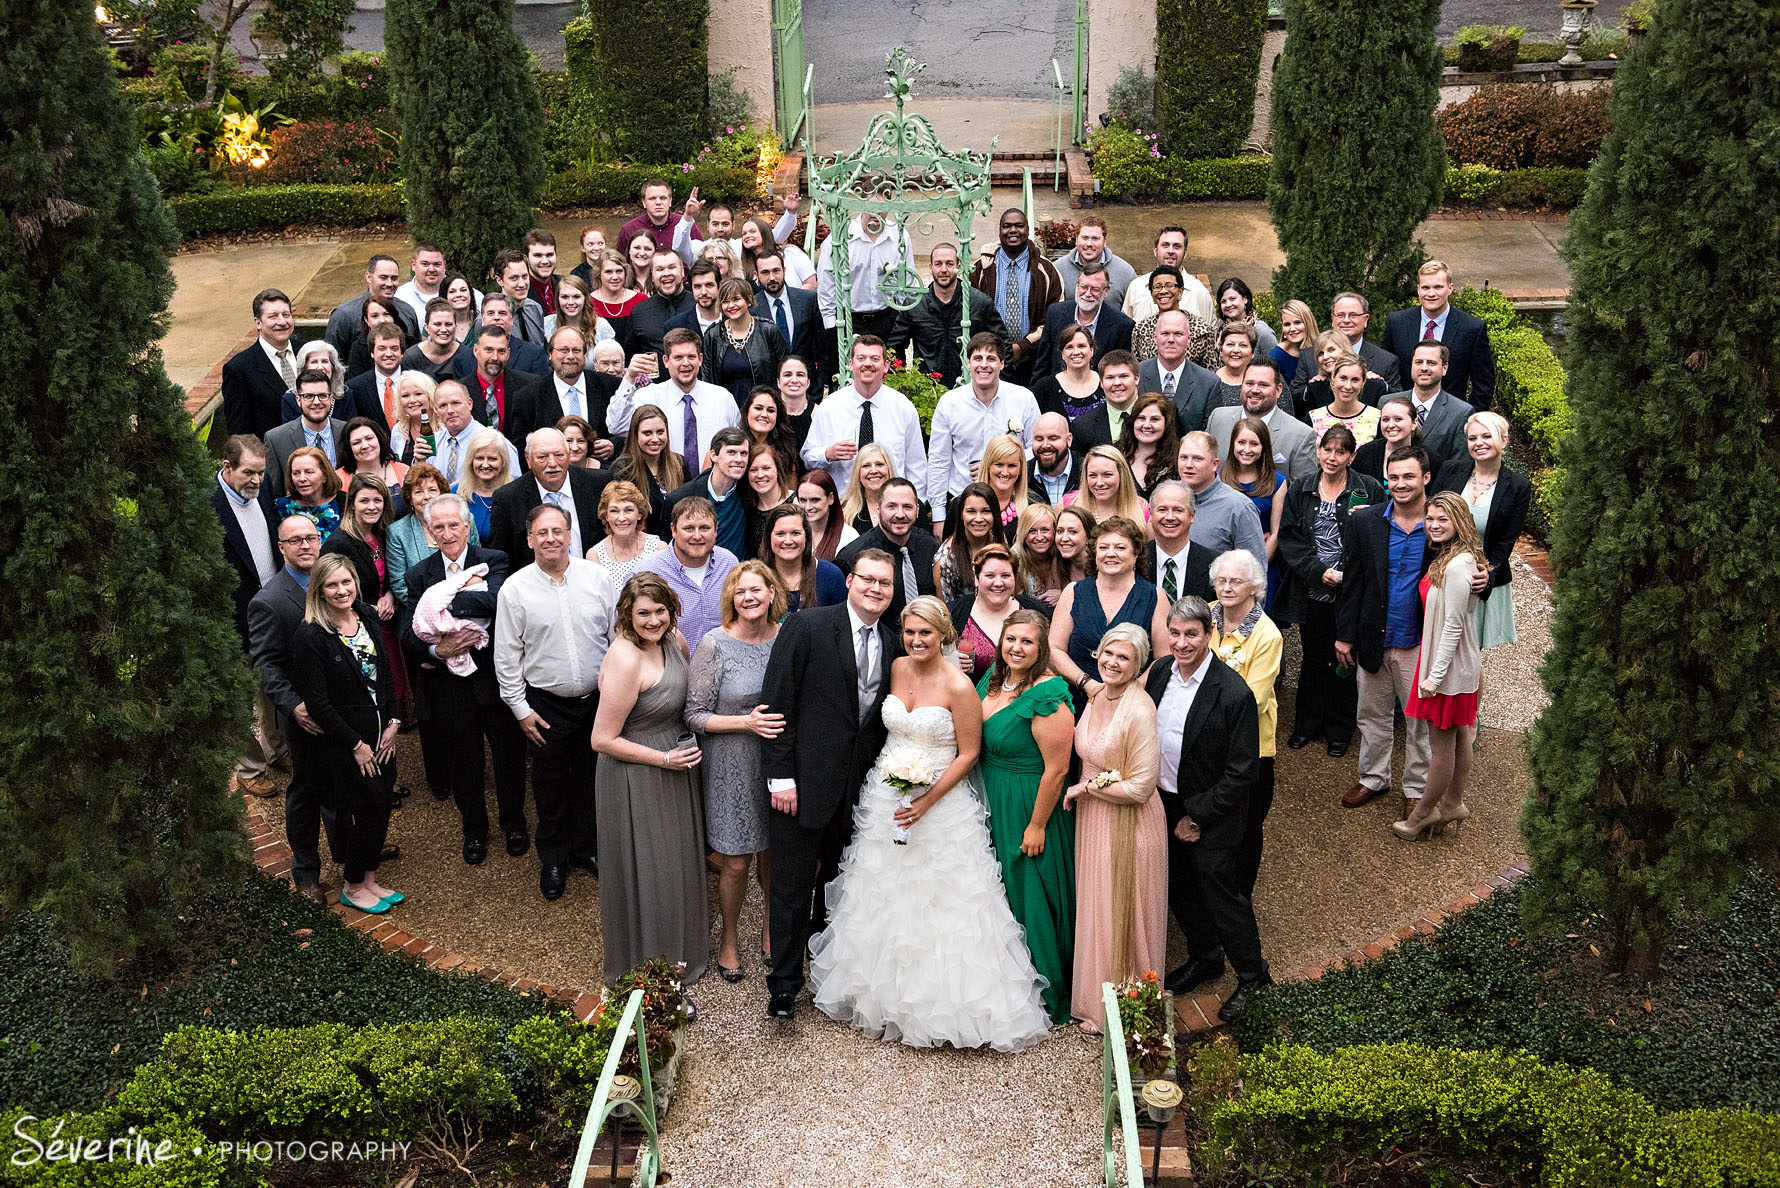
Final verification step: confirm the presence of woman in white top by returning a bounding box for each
[590,479,667,580]
[740,216,818,289]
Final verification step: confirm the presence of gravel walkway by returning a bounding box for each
[252,561,1549,1184]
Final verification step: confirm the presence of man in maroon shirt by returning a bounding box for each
[618,178,705,253]
[523,228,561,317]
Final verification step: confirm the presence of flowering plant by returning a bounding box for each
[881,745,942,845]
[1114,970,1175,1078]
[882,356,949,434]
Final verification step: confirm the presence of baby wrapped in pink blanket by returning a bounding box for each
[410,562,492,676]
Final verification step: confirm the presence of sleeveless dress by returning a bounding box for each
[1238,479,1284,613]
[1469,486,1518,648]
[809,696,1052,1051]
[594,644,710,985]
[1066,578,1160,684]
[977,675,1076,1024]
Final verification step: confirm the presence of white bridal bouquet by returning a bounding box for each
[880,745,943,845]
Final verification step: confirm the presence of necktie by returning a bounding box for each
[544,489,565,510]
[445,434,461,483]
[1416,403,1429,426]
[774,297,790,342]
[1002,261,1026,339]
[857,398,875,447]
[565,385,582,418]
[1163,557,1179,603]
[1162,370,1177,400]
[681,390,700,477]
[383,375,397,426]
[900,545,918,603]
[856,624,876,722]
[447,557,460,577]
[309,429,333,465]
[1423,318,1438,341]
[277,349,297,391]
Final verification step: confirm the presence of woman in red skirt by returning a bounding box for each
[1395,490,1483,840]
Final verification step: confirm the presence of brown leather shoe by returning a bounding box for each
[233,772,279,798]
[294,882,328,905]
[380,843,400,862]
[271,754,293,772]
[1342,782,1388,808]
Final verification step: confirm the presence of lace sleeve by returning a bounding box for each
[685,635,723,734]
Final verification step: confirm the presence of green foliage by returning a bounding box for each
[0,0,251,975]
[1443,163,1590,208]
[1441,33,1628,65]
[167,182,404,235]
[883,358,950,433]
[258,120,398,185]
[1439,86,1613,170]
[1232,880,1780,1113]
[705,70,755,141]
[1621,0,1656,32]
[235,52,393,124]
[1087,127,1267,201]
[149,41,245,102]
[1,1108,241,1187]
[537,67,600,174]
[1268,0,1447,314]
[1104,65,1159,132]
[565,3,709,164]
[1450,287,1570,523]
[1454,23,1528,45]
[251,0,356,82]
[387,0,545,281]
[1195,1043,1780,1188]
[1156,0,1267,157]
[1522,0,1780,974]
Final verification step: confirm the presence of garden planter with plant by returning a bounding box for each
[1454,24,1527,72]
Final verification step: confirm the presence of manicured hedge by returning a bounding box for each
[1195,1043,1780,1188]
[542,163,756,210]
[565,5,707,164]
[1155,0,1268,158]
[1445,162,1590,208]
[1439,85,1612,170]
[1450,286,1571,521]
[168,183,404,236]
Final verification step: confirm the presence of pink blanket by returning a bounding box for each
[411,562,492,676]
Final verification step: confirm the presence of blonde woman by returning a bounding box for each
[1061,445,1149,528]
[1308,352,1382,447]
[388,371,438,466]
[840,442,897,534]
[1432,411,1530,652]
[1270,298,1321,392]
[1013,503,1066,607]
[454,427,514,540]
[978,433,1031,541]
[1396,491,1484,840]
[1304,329,1386,415]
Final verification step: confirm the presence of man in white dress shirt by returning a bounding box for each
[605,327,740,476]
[925,332,1038,532]
[674,191,799,265]
[1204,359,1319,492]
[817,212,915,376]
[1123,225,1217,323]
[394,241,480,327]
[802,335,927,506]
[432,380,519,491]
[495,502,617,895]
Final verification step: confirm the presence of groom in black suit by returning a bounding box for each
[761,549,903,1019]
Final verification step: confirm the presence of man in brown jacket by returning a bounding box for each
[969,208,1065,384]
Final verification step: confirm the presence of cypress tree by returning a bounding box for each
[1266,0,1446,314]
[1522,0,1780,975]
[386,0,546,283]
[0,0,250,971]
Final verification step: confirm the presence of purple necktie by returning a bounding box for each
[682,390,700,476]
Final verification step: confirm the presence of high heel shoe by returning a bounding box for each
[719,964,745,983]
[1390,810,1441,841]
[1431,802,1471,834]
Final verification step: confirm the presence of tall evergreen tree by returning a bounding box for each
[0,0,250,971]
[1522,0,1780,976]
[1266,0,1446,314]
[386,0,545,283]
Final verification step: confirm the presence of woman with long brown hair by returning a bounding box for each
[611,405,687,538]
[793,468,855,561]
[759,504,846,613]
[1114,392,1181,501]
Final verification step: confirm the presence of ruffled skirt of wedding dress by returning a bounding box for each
[809,766,1052,1053]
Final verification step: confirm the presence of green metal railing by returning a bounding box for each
[1073,0,1089,144]
[1101,984,1147,1187]
[773,0,808,149]
[1022,167,1038,235]
[567,989,662,1188]
[1050,58,1067,190]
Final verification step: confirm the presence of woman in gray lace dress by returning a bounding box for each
[685,560,787,982]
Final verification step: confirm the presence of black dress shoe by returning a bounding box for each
[569,854,598,877]
[505,830,530,857]
[1286,733,1314,750]
[1218,972,1274,1022]
[430,786,451,801]
[766,993,795,1020]
[540,865,566,901]
[462,837,486,865]
[1326,738,1351,758]
[380,842,400,862]
[1164,957,1227,995]
[392,783,412,800]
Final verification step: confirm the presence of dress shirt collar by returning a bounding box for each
[996,245,1030,274]
[1421,304,1451,336]
[1156,536,1192,563]
[284,564,310,591]
[535,477,568,505]
[439,544,470,570]
[1172,651,1211,693]
[218,473,253,508]
[846,602,880,642]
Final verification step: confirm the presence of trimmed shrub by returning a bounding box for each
[542,164,753,210]
[1,1108,241,1187]
[1439,85,1612,170]
[1156,0,1267,158]
[566,3,709,164]
[1104,65,1159,132]
[257,120,396,185]
[1444,162,1590,208]
[168,183,404,236]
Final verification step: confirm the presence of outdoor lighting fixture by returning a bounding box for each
[1141,1078,1182,1125]
[95,4,108,20]
[607,1074,641,1106]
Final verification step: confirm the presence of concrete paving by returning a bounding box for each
[808,97,1062,156]
[165,241,340,391]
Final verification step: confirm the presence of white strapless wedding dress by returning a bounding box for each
[809,696,1052,1052]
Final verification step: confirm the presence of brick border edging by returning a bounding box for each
[241,801,605,1024]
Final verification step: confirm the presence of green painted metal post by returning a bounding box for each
[1051,58,1066,191]
[1073,0,1089,144]
[1101,983,1149,1187]
[567,989,663,1188]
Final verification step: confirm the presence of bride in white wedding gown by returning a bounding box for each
[809,597,1052,1052]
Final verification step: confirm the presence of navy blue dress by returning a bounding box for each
[1066,576,1160,682]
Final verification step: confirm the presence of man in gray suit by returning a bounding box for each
[1205,359,1319,493]
[265,369,345,498]
[1331,292,1402,391]
[1140,310,1222,432]
[324,253,420,360]
[491,248,549,351]
[1392,341,1472,476]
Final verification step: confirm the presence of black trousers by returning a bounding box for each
[527,686,599,868]
[1160,789,1267,981]
[767,800,856,998]
[1235,757,1275,899]
[339,794,392,884]
[419,669,527,840]
[1292,597,1357,743]
[279,709,339,885]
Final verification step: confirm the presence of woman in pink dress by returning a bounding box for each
[1064,623,1166,1032]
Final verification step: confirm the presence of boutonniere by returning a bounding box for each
[1005,417,1022,435]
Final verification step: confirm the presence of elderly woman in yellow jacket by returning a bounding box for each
[1207,549,1282,896]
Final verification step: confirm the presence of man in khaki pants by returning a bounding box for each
[207,435,285,796]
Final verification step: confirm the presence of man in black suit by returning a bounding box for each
[462,326,548,443]
[211,435,284,798]
[248,516,336,904]
[1068,351,1141,453]
[1146,595,1270,1021]
[488,427,610,571]
[504,326,621,459]
[1394,342,1473,476]
[1144,482,1217,602]
[461,295,550,380]
[885,242,1007,388]
[399,493,528,871]
[1033,262,1136,377]
[1331,292,1401,391]
[625,250,694,359]
[264,370,346,498]
[834,479,939,622]
[340,322,405,431]
[1382,261,1496,411]
[1027,412,1081,505]
[222,288,298,441]
[761,548,904,1019]
[751,247,823,369]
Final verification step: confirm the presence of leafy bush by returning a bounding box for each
[167,182,404,236]
[1,1108,241,1187]
[1087,128,1270,202]
[706,70,756,141]
[1104,65,1159,132]
[1195,1043,1780,1188]
[142,140,222,197]
[1156,0,1267,157]
[251,0,356,82]
[236,54,393,124]
[256,120,396,185]
[149,42,246,103]
[565,5,708,164]
[538,68,600,174]
[1444,162,1590,208]
[1454,23,1528,46]
[1439,85,1613,169]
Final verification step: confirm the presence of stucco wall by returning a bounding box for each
[1087,0,1156,128]
[711,0,778,136]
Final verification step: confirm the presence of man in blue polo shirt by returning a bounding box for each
[663,426,755,562]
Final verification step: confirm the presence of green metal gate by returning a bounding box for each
[772,0,808,148]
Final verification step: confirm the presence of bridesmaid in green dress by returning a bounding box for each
[976,608,1077,1024]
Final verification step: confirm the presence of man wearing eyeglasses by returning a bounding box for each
[264,370,345,499]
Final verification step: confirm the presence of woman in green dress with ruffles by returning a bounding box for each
[976,608,1077,1025]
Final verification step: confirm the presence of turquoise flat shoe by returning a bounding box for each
[340,893,390,914]
[377,890,405,906]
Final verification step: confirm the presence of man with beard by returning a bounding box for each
[970,208,1065,384]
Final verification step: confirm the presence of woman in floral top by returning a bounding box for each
[276,446,344,543]
[1207,549,1282,898]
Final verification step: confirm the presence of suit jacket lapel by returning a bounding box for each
[834,611,860,717]
[1180,665,1221,748]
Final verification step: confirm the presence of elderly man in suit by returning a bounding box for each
[488,427,610,571]
[1394,341,1473,476]
[1205,359,1319,492]
[265,370,345,498]
[212,435,283,797]
[1382,261,1496,412]
[1140,310,1222,432]
[1144,481,1217,605]
[1146,595,1270,1021]
[1330,292,1401,391]
[325,254,420,361]
[751,247,823,371]
[247,515,336,903]
[760,547,904,1019]
[222,288,299,441]
[1033,262,1136,377]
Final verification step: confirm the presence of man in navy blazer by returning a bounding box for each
[210,436,284,797]
[1381,261,1496,411]
[222,288,299,441]
[1033,263,1135,376]
[751,248,823,370]
[398,493,528,873]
